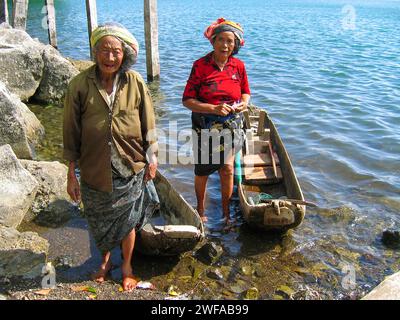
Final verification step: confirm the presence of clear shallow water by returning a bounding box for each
[22,0,400,298]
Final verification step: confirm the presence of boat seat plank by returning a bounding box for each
[243,152,280,167]
[243,166,283,185]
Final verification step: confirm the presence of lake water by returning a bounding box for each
[19,0,400,299]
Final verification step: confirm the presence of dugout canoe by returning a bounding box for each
[136,170,205,256]
[237,106,312,232]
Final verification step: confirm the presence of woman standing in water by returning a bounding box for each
[182,18,251,223]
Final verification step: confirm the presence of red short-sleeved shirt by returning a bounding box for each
[182,52,250,107]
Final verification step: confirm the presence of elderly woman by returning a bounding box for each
[182,18,251,223]
[63,22,159,292]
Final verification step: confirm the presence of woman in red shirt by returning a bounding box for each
[183,18,251,224]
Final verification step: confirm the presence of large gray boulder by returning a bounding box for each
[0,81,44,159]
[0,25,79,105]
[0,144,39,228]
[0,226,49,278]
[20,159,77,227]
[0,27,44,101]
[33,45,79,106]
[362,271,400,300]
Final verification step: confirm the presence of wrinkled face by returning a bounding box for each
[213,31,235,58]
[95,36,124,76]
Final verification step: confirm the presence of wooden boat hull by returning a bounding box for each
[239,107,305,232]
[136,170,205,256]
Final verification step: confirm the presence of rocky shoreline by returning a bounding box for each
[0,276,167,300]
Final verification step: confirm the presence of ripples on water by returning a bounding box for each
[25,0,400,298]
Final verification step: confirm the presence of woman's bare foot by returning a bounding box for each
[197,208,208,222]
[91,259,112,283]
[223,211,230,225]
[121,264,137,292]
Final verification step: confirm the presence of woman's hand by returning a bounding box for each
[144,154,158,182]
[67,174,81,203]
[214,103,233,116]
[232,101,248,113]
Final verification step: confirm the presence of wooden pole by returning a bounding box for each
[0,0,9,24]
[85,0,98,59]
[12,0,28,30]
[144,0,160,81]
[45,0,57,48]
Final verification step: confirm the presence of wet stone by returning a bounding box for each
[240,265,253,276]
[195,242,223,265]
[382,229,400,248]
[207,268,224,281]
[254,264,267,278]
[229,279,248,295]
[188,264,203,280]
[54,255,74,270]
[230,285,244,294]
[244,287,259,300]
[275,285,295,299]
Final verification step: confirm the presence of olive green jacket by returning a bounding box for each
[63,65,157,192]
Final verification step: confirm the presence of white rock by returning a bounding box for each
[0,26,79,105]
[0,28,43,101]
[362,271,400,300]
[0,144,39,228]
[0,81,44,159]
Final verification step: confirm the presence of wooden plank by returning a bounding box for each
[243,152,280,167]
[268,138,278,178]
[243,166,283,185]
[144,0,160,81]
[85,0,98,58]
[45,0,57,48]
[0,0,9,24]
[12,0,28,30]
[257,110,267,136]
[253,140,269,154]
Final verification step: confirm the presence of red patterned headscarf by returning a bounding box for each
[204,17,245,51]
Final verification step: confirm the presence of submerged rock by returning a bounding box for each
[0,82,44,159]
[0,226,49,278]
[240,264,253,276]
[382,229,400,248]
[195,242,223,265]
[244,287,259,300]
[254,263,267,278]
[275,285,295,299]
[207,268,224,280]
[0,145,39,228]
